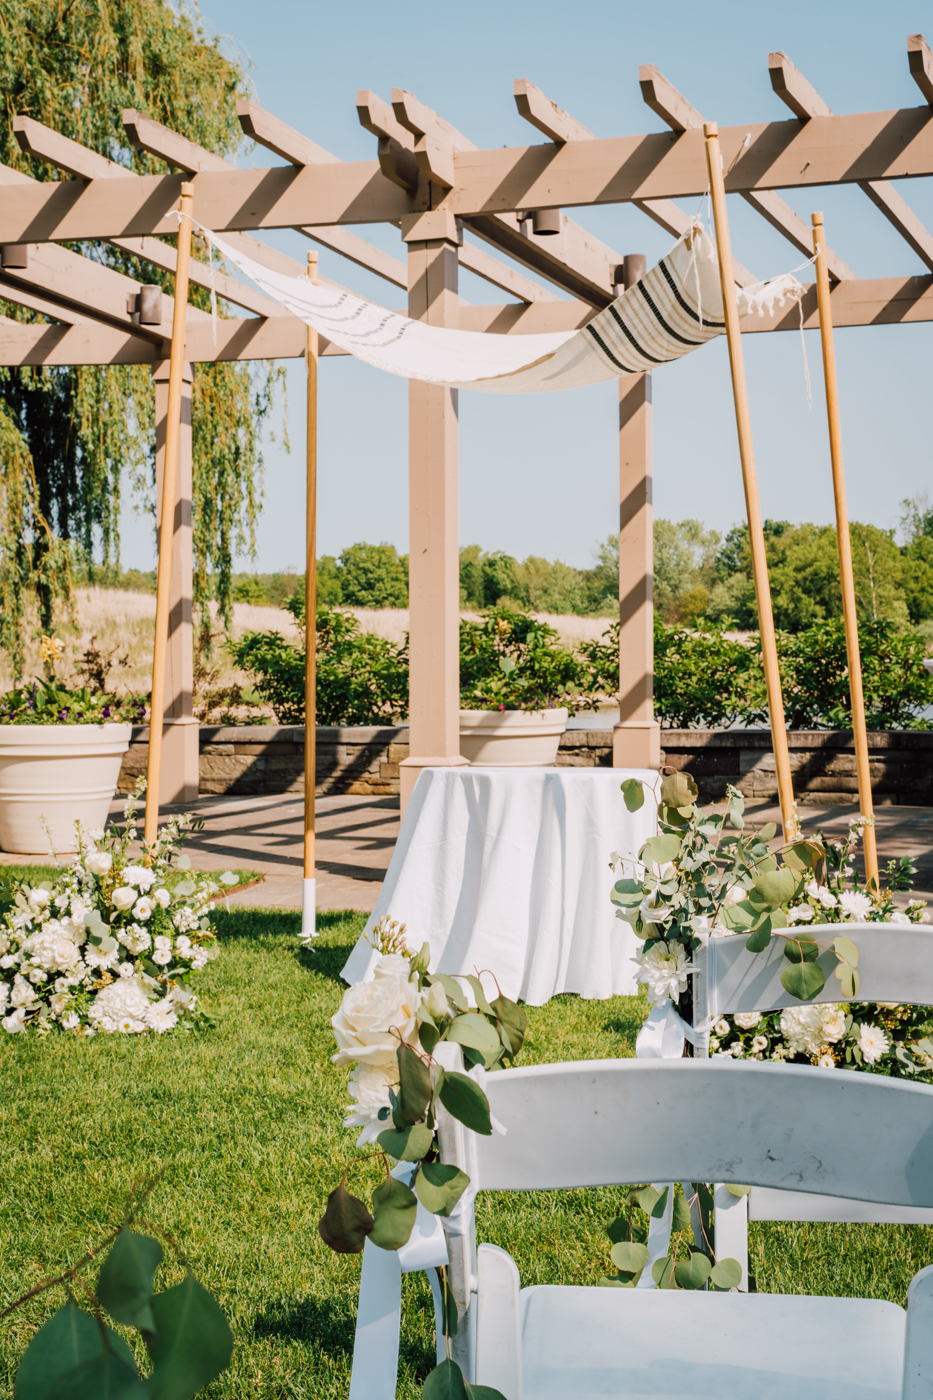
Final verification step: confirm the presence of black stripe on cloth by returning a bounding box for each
[585,322,637,373]
[637,281,706,347]
[657,258,725,329]
[606,303,666,365]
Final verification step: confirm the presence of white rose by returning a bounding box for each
[133,898,154,921]
[86,852,113,877]
[3,1006,27,1033]
[111,887,136,912]
[786,904,814,924]
[816,1052,836,1068]
[151,948,172,966]
[11,975,34,1008]
[820,1009,847,1043]
[331,972,421,1068]
[751,1034,768,1053]
[890,911,911,925]
[722,884,747,906]
[153,889,171,909]
[734,1012,761,1029]
[0,953,17,969]
[371,953,413,980]
[715,1018,731,1036]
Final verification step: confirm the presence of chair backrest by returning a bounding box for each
[447,1059,933,1207]
[694,924,933,1022]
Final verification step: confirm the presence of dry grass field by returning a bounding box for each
[1,590,616,701]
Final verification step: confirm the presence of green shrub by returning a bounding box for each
[777,619,933,730]
[459,607,597,714]
[653,622,765,729]
[228,605,408,726]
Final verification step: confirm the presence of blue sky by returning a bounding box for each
[122,0,933,573]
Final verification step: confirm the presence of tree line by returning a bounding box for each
[215,492,933,635]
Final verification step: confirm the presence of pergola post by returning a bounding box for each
[151,358,199,805]
[399,211,469,812]
[613,254,661,771]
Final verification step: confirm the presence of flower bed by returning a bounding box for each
[0,782,240,1036]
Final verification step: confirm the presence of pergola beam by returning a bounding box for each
[908,34,933,104]
[640,63,856,281]
[5,110,933,240]
[242,97,559,304]
[127,108,410,292]
[768,49,933,273]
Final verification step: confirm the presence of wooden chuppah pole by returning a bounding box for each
[703,124,798,842]
[302,251,319,939]
[811,212,879,889]
[145,181,194,850]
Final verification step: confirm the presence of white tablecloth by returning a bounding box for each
[340,766,657,1005]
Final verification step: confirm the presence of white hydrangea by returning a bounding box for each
[88,978,153,1034]
[22,924,82,973]
[779,1004,847,1058]
[173,906,198,933]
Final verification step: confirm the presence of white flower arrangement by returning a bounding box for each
[713,1001,933,1078]
[0,780,239,1036]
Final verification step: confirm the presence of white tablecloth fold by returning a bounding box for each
[341,766,657,1005]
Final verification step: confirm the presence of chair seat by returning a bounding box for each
[520,1285,906,1400]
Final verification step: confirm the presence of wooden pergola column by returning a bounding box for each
[152,358,199,804]
[399,211,469,812]
[613,254,661,771]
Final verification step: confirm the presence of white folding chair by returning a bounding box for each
[348,1054,933,1400]
[693,924,933,1289]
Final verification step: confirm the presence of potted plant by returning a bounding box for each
[458,609,597,767]
[0,677,146,854]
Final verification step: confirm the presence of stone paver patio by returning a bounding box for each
[1,791,930,913]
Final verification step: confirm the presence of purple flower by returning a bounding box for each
[102,706,112,719]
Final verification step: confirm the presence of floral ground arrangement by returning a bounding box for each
[1,910,933,1399]
[0,784,242,1037]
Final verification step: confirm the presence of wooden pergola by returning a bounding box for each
[2,36,933,889]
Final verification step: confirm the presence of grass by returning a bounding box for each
[0,909,931,1399]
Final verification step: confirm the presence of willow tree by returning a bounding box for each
[0,0,283,675]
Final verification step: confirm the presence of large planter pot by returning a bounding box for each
[0,723,132,854]
[459,708,568,767]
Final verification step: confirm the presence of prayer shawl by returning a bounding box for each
[197,219,804,394]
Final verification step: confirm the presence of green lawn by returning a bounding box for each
[1,910,931,1399]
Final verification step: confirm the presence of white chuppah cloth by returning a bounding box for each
[340,766,657,1005]
[191,217,805,394]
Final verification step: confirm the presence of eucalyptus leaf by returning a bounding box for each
[446,1012,500,1058]
[610,1240,650,1275]
[147,1274,233,1400]
[490,995,526,1059]
[752,869,802,906]
[725,1184,751,1197]
[635,1185,661,1215]
[780,960,825,1001]
[429,974,469,1012]
[659,772,698,810]
[15,1302,137,1400]
[469,1387,510,1400]
[437,1269,459,1338]
[674,1250,711,1290]
[651,1256,676,1289]
[318,1182,374,1253]
[438,1071,492,1135]
[744,923,772,954]
[376,1121,435,1162]
[369,1175,418,1251]
[782,933,819,964]
[709,1257,743,1289]
[397,1044,433,1124]
[419,1021,440,1056]
[175,854,192,871]
[463,975,495,1018]
[833,935,860,967]
[621,778,645,812]
[97,1228,163,1334]
[756,822,777,841]
[46,1352,147,1400]
[415,1161,470,1217]
[641,833,682,866]
[671,1191,693,1233]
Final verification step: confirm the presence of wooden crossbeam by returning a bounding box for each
[365,87,621,306]
[128,108,410,292]
[7,110,933,240]
[641,63,855,281]
[768,49,933,273]
[908,34,933,104]
[242,97,557,303]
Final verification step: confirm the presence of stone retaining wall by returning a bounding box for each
[117,725,933,805]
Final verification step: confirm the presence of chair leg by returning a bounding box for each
[904,1265,933,1400]
[713,1185,749,1292]
[476,1244,523,1400]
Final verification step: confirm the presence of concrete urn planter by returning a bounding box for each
[459,708,569,767]
[0,723,133,854]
